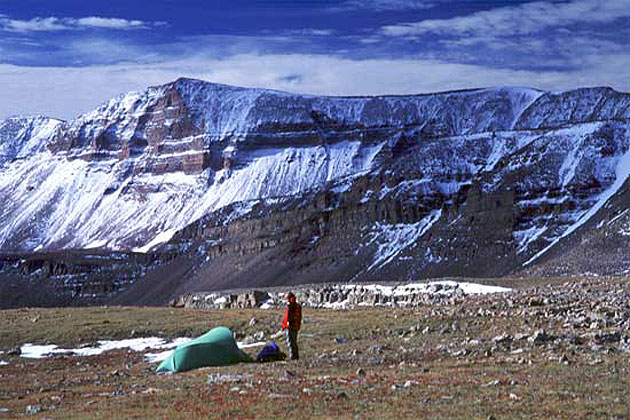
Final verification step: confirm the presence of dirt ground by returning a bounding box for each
[1,277,629,419]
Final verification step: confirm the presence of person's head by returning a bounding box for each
[286,292,295,303]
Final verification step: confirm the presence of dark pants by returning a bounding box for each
[285,329,299,360]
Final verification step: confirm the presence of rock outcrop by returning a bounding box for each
[2,79,630,306]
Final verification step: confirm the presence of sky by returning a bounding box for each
[1,0,630,120]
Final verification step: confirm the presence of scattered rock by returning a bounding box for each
[207,373,253,385]
[25,405,41,415]
[267,393,291,399]
[368,344,386,354]
[595,332,621,344]
[493,334,513,344]
[482,380,501,387]
[7,347,21,356]
[528,330,555,345]
[367,357,384,365]
[334,336,348,344]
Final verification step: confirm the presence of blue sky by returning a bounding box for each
[1,0,630,119]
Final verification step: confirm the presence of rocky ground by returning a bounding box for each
[0,277,628,419]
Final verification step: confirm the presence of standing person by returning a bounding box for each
[281,292,301,360]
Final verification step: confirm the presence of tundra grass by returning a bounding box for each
[0,286,628,419]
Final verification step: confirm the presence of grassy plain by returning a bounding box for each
[0,278,628,419]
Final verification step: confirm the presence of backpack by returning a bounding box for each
[291,302,302,331]
[256,341,286,363]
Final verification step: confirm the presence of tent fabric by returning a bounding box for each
[157,326,253,373]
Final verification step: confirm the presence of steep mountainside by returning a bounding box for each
[1,79,630,306]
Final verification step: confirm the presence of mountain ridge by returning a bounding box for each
[2,78,630,306]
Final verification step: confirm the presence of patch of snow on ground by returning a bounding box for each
[0,360,8,366]
[260,299,275,309]
[446,281,511,294]
[313,281,511,309]
[20,336,267,363]
[341,281,509,298]
[20,337,191,359]
[237,341,267,349]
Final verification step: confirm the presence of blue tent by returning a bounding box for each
[157,326,252,373]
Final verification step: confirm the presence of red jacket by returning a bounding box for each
[282,297,302,331]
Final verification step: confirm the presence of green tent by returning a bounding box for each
[157,326,253,373]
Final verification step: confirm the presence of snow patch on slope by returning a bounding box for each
[0,136,383,252]
[133,229,178,253]
[190,141,377,221]
[524,145,630,266]
[514,225,548,254]
[364,209,442,272]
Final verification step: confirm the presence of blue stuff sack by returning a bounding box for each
[256,341,287,363]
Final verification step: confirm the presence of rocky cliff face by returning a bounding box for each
[2,79,630,305]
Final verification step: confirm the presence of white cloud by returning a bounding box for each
[0,16,164,32]
[1,52,629,120]
[2,17,70,32]
[74,17,150,30]
[332,0,437,11]
[382,0,630,37]
[281,28,334,36]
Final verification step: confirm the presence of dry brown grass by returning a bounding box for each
[1,281,629,419]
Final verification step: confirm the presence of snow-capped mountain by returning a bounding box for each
[2,78,630,305]
[0,79,545,252]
